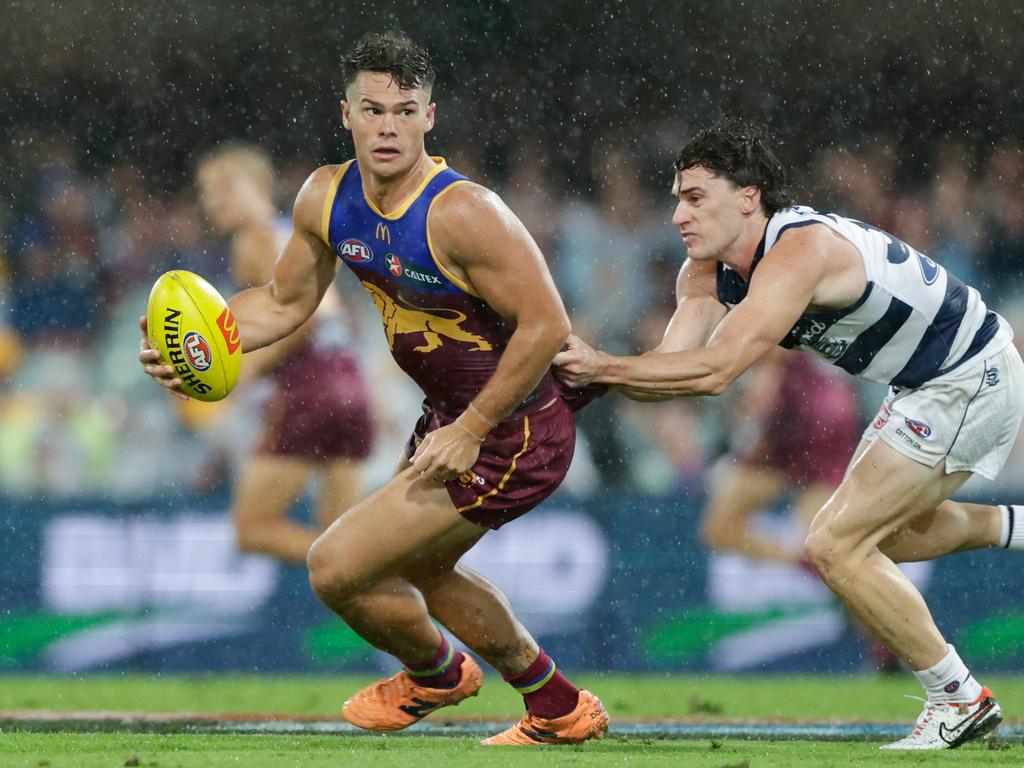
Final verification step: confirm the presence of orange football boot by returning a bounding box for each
[342,654,483,731]
[481,689,610,745]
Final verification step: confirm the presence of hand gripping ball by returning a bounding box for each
[146,270,242,401]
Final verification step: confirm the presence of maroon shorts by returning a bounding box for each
[404,397,576,529]
[257,347,375,461]
[739,358,860,486]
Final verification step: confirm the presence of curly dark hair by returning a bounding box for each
[342,31,436,95]
[674,117,793,214]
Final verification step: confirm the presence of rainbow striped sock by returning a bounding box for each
[505,648,579,719]
[402,636,463,689]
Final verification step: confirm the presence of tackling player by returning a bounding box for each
[188,145,375,564]
[555,116,1024,750]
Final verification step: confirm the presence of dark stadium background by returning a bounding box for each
[4,1,1022,195]
[2,0,1024,677]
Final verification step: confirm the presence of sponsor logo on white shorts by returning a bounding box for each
[904,418,932,439]
[894,427,923,450]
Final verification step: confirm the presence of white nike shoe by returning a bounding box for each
[881,687,1002,750]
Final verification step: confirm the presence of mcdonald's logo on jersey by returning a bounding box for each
[375,223,392,244]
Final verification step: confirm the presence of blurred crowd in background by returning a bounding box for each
[4,128,1024,502]
[3,0,1024,503]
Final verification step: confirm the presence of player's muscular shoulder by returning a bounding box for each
[293,164,343,236]
[676,256,719,300]
[427,181,527,288]
[428,181,510,261]
[766,223,865,308]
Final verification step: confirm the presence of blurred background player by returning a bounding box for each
[195,144,375,563]
[700,348,859,566]
[700,347,901,671]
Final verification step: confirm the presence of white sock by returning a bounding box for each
[913,644,983,703]
[999,505,1024,550]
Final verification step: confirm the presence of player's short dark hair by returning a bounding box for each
[343,31,436,96]
[674,117,793,214]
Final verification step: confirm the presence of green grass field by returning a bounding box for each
[2,674,1023,767]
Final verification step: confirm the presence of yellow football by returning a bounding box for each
[146,270,242,402]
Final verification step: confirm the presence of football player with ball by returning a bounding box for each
[139,31,608,746]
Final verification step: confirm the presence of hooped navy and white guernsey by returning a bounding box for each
[716,205,1012,389]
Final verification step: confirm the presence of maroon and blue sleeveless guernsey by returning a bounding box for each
[322,157,560,419]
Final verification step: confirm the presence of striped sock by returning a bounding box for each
[504,648,579,719]
[999,505,1024,550]
[402,636,464,689]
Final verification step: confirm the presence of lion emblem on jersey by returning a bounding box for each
[362,281,493,353]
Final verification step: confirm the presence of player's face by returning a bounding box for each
[341,72,436,180]
[197,160,264,233]
[671,166,755,261]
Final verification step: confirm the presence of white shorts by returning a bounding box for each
[862,343,1024,480]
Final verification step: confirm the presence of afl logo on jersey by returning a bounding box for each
[338,239,373,263]
[904,417,931,438]
[386,253,404,276]
[182,331,213,372]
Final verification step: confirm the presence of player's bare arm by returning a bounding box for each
[229,222,324,381]
[567,226,837,397]
[226,165,340,353]
[138,166,339,393]
[410,182,571,481]
[558,256,728,402]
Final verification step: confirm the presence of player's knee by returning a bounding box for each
[803,529,846,582]
[306,538,360,603]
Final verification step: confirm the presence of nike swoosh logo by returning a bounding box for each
[398,697,442,719]
[938,700,992,745]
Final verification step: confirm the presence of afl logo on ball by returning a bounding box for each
[904,418,931,438]
[183,332,213,372]
[338,239,373,263]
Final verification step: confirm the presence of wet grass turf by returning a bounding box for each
[3,673,1024,721]
[1,732,1022,768]
[2,675,1024,766]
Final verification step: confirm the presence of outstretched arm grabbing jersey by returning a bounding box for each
[555,224,838,397]
[559,256,727,402]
